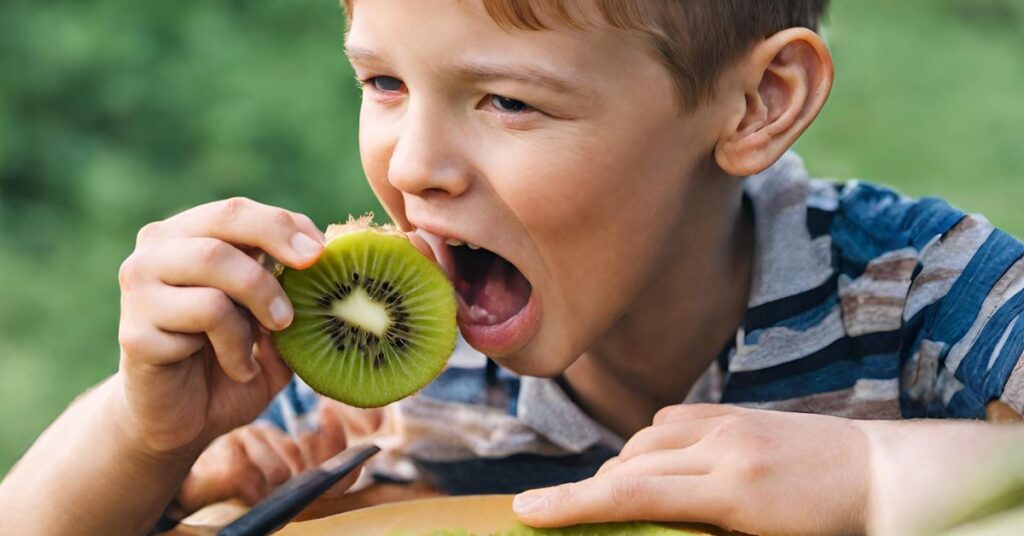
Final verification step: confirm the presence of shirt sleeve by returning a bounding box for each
[255,374,321,434]
[900,214,1024,418]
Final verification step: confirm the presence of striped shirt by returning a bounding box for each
[259,152,1024,494]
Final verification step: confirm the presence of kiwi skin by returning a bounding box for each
[272,216,457,408]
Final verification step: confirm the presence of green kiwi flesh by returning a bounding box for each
[392,522,699,535]
[273,219,457,408]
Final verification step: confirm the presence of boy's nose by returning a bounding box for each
[387,110,472,198]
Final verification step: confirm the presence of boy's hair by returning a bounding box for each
[341,0,830,110]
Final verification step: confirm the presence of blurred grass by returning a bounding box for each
[1,0,1022,474]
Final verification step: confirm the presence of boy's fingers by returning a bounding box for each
[150,197,325,269]
[253,328,295,395]
[513,475,723,528]
[206,304,257,383]
[651,403,741,426]
[145,287,256,382]
[179,433,262,512]
[617,421,717,463]
[240,427,293,487]
[316,400,349,462]
[142,237,293,331]
[597,449,709,480]
[117,322,206,367]
[253,424,306,475]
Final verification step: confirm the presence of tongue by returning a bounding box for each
[462,254,531,326]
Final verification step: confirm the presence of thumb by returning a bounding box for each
[514,476,687,528]
[512,479,621,528]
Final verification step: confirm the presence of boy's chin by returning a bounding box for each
[485,341,575,379]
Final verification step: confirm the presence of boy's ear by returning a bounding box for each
[714,28,833,177]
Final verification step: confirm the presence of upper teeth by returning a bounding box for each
[445,238,482,250]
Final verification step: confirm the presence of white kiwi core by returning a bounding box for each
[330,286,390,336]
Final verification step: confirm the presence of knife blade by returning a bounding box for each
[216,443,380,536]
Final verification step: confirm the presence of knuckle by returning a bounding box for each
[221,196,252,220]
[196,239,229,265]
[118,255,143,290]
[655,405,712,426]
[267,464,291,485]
[708,415,745,441]
[236,262,271,295]
[621,427,656,457]
[271,208,294,228]
[296,213,318,232]
[725,447,770,484]
[239,471,267,503]
[653,404,695,424]
[136,221,163,245]
[199,291,236,325]
[118,325,148,356]
[609,477,648,505]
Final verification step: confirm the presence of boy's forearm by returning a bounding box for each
[0,376,201,535]
[857,418,1024,536]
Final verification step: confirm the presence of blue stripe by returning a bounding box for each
[981,314,1024,397]
[806,206,835,239]
[955,291,1024,390]
[948,291,1024,417]
[926,230,1024,346]
[831,183,963,270]
[722,353,899,403]
[746,295,840,345]
[906,198,968,250]
[725,330,901,389]
[420,367,487,405]
[745,272,838,332]
[412,446,618,495]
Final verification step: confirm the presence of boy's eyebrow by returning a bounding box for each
[345,46,589,97]
[452,61,589,97]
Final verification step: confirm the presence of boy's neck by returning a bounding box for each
[564,172,754,439]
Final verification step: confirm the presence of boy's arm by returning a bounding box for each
[512,404,1024,535]
[0,198,326,534]
[0,376,198,535]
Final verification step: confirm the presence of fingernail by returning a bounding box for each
[513,491,549,514]
[290,233,322,260]
[269,296,293,328]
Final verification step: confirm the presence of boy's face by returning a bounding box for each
[347,0,726,376]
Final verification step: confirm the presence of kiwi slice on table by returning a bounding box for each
[418,522,698,535]
[272,216,457,408]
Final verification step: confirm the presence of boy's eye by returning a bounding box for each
[367,76,404,92]
[491,95,533,114]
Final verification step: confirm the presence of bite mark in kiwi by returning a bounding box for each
[272,215,457,408]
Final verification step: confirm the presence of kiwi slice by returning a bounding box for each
[272,216,457,408]
[397,522,699,535]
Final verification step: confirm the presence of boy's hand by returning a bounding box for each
[513,404,869,536]
[176,397,371,512]
[115,197,326,458]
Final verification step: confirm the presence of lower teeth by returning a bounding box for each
[468,304,499,325]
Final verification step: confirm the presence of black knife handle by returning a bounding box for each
[217,444,380,536]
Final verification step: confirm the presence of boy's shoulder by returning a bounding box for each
[731,153,1024,419]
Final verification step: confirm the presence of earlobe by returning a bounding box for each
[715,28,834,177]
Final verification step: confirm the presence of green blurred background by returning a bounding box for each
[1,0,1022,474]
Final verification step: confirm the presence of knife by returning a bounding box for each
[215,443,380,536]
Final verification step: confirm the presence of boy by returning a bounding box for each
[4,1,1022,534]
[177,1,1024,534]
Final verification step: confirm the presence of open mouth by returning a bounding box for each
[447,242,532,326]
[414,229,539,355]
